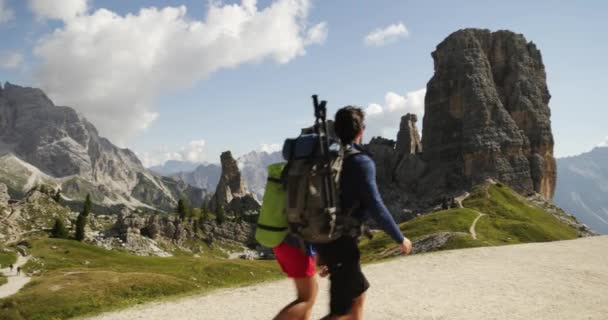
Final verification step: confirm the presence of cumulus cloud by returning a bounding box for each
[137,139,208,167]
[598,136,608,148]
[33,0,327,144]
[0,0,14,24]
[364,22,409,47]
[28,0,89,21]
[259,143,282,153]
[0,51,24,69]
[364,88,425,140]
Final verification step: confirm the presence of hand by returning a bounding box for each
[318,265,330,278]
[400,237,413,256]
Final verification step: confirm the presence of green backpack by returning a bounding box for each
[255,162,289,248]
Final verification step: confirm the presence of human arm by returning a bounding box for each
[354,155,406,245]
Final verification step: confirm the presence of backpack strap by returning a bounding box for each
[343,144,362,159]
[333,145,361,186]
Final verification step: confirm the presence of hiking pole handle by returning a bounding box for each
[312,95,327,121]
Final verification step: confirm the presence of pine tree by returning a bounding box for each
[177,199,187,221]
[53,189,62,204]
[75,194,92,241]
[216,205,226,225]
[51,218,69,239]
[200,200,210,221]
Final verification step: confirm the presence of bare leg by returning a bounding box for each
[320,293,366,320]
[274,277,318,320]
[349,293,366,320]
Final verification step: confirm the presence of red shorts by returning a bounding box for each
[273,242,315,278]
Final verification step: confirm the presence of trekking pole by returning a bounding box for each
[312,95,334,209]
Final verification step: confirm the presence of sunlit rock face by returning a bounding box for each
[422,29,555,200]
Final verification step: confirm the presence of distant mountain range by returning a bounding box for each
[554,147,608,234]
[153,142,608,235]
[0,82,205,211]
[151,150,283,200]
[3,80,606,233]
[149,160,201,176]
[171,163,222,194]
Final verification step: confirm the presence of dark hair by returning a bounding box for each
[334,106,365,145]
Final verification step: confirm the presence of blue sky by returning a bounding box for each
[0,0,606,166]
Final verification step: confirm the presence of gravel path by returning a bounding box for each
[87,236,608,320]
[0,254,31,298]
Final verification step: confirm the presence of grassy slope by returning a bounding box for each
[465,183,578,244]
[360,208,483,261]
[0,183,580,319]
[360,183,578,262]
[0,251,17,267]
[0,239,282,320]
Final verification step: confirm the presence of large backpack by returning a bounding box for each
[280,95,363,244]
[283,136,361,243]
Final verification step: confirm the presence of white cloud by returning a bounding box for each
[28,0,88,21]
[364,22,409,47]
[0,0,14,24]
[137,139,208,167]
[305,21,328,44]
[259,143,281,153]
[33,0,327,144]
[598,136,608,148]
[0,51,24,69]
[364,88,425,140]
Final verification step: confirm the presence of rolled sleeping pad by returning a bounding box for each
[255,162,288,248]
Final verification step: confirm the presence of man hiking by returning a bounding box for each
[316,106,413,320]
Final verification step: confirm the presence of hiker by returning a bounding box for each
[16,266,21,276]
[9,264,13,272]
[272,235,318,320]
[316,106,413,320]
[255,163,318,320]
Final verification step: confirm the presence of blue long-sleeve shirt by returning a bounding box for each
[340,144,405,244]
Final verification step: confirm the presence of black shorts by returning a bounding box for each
[316,236,370,316]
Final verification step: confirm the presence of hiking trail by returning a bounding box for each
[0,254,32,299]
[469,211,486,240]
[86,236,608,320]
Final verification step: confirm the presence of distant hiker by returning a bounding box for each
[16,266,21,276]
[256,163,318,320]
[9,264,13,272]
[315,106,413,320]
[442,195,450,210]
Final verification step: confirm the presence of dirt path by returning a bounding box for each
[454,191,470,208]
[0,254,31,299]
[86,236,608,320]
[469,212,486,240]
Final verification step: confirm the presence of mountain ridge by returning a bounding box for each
[554,146,608,234]
[0,82,205,211]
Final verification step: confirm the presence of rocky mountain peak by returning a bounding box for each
[422,28,556,200]
[0,83,205,211]
[2,82,55,109]
[210,150,260,215]
[219,151,247,196]
[396,113,422,155]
